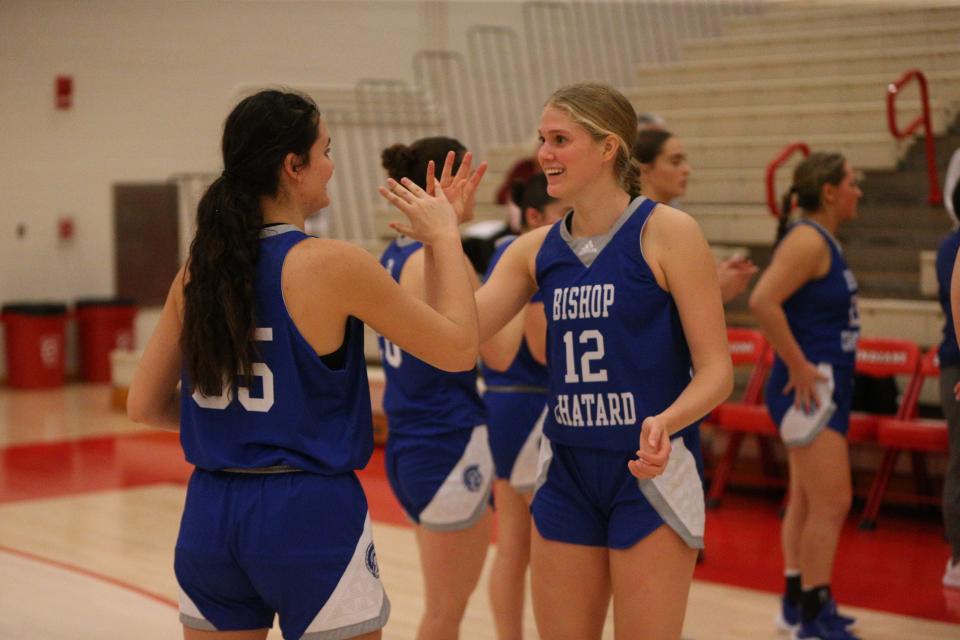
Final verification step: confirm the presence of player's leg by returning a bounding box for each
[778,452,808,629]
[794,429,852,587]
[488,479,533,639]
[416,508,493,640]
[609,524,697,640]
[530,527,610,640]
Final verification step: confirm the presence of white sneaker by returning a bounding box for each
[944,558,960,589]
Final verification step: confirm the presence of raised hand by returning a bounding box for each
[430,150,488,224]
[628,416,672,480]
[378,161,459,245]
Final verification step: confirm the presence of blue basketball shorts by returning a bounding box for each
[175,468,389,639]
[531,434,705,550]
[484,390,547,492]
[385,424,493,531]
[766,362,854,448]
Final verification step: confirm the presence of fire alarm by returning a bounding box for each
[56,75,73,110]
[58,216,75,241]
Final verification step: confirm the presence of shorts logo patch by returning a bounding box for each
[463,464,483,492]
[365,542,380,579]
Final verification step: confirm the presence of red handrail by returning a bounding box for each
[887,69,943,205]
[765,142,811,218]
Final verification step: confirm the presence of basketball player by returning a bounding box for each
[388,82,733,640]
[378,137,494,640]
[633,127,757,304]
[481,173,567,639]
[749,153,862,640]
[127,90,481,640]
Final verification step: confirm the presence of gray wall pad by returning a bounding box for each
[302,594,391,640]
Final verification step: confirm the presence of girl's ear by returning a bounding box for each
[821,182,837,207]
[602,135,619,163]
[282,152,303,183]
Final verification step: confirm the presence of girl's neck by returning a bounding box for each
[640,182,670,204]
[568,179,632,238]
[804,209,840,235]
[260,195,306,231]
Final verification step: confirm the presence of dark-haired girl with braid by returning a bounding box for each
[377,136,494,640]
[127,90,482,640]
[749,153,863,640]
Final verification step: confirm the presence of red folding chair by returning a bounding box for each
[706,328,776,507]
[849,337,922,444]
[860,348,948,530]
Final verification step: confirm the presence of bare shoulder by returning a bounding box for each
[776,223,829,259]
[645,203,702,239]
[285,237,381,279]
[512,224,552,259]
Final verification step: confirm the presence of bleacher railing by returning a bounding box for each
[886,69,943,206]
[765,142,811,218]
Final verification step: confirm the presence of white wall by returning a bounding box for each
[0,0,529,376]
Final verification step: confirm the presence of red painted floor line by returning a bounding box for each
[0,543,177,609]
[2,433,958,624]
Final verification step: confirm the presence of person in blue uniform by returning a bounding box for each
[378,137,493,640]
[632,127,757,304]
[749,153,863,640]
[127,90,481,640]
[941,148,960,590]
[392,82,733,640]
[480,173,568,639]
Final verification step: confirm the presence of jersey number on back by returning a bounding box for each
[192,328,275,412]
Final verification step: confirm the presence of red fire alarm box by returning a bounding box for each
[56,75,72,110]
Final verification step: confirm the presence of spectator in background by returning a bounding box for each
[633,127,757,303]
[942,147,960,590]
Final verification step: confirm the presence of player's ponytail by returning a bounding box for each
[775,186,796,246]
[182,90,319,397]
[775,152,847,246]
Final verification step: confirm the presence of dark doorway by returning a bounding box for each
[113,183,180,306]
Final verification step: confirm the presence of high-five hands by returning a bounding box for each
[427,151,488,224]
[377,160,459,245]
[628,416,672,480]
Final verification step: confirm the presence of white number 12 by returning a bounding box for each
[562,329,608,384]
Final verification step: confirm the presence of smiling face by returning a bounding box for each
[640,135,690,203]
[537,105,612,201]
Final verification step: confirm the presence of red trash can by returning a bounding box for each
[1,303,68,389]
[75,298,138,383]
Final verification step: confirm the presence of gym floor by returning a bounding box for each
[1,384,957,639]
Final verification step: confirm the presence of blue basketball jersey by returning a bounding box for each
[534,197,698,453]
[777,219,859,370]
[378,237,486,436]
[480,236,549,390]
[180,224,374,474]
[936,230,960,367]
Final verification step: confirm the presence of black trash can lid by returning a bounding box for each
[2,302,68,316]
[75,298,136,308]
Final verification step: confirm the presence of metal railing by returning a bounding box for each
[175,1,761,247]
[887,69,943,205]
[765,142,811,218]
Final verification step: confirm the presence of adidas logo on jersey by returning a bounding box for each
[576,240,598,256]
